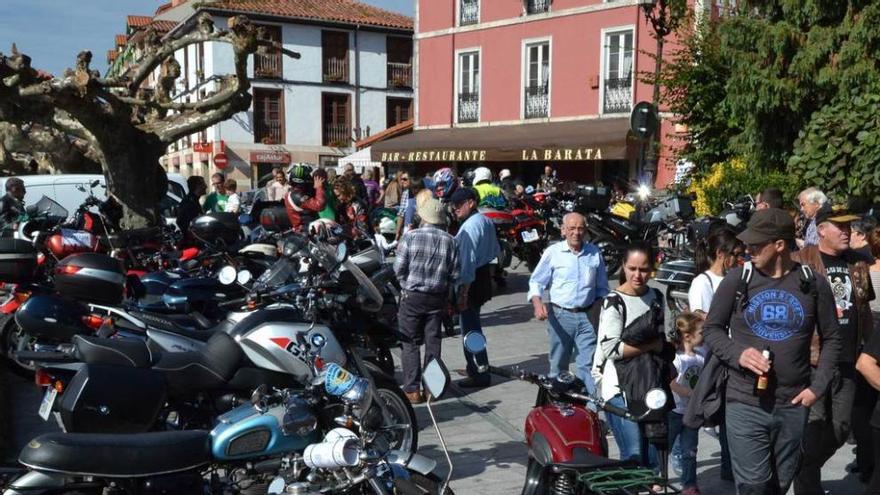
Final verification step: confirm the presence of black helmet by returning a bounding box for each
[462,168,476,188]
[288,163,314,185]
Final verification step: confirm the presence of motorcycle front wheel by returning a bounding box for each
[373,375,419,455]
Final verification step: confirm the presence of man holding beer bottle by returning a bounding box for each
[702,208,841,495]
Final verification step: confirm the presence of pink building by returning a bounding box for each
[372,0,702,187]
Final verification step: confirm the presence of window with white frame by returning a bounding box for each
[459,0,479,26]
[524,41,550,119]
[602,29,633,114]
[457,51,480,123]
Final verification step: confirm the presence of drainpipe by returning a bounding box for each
[354,24,361,144]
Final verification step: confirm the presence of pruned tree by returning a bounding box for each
[0,13,299,228]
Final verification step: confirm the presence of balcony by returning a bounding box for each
[323,57,348,83]
[387,62,413,88]
[524,84,549,119]
[526,0,550,14]
[254,52,282,79]
[255,120,283,145]
[603,77,632,114]
[324,123,351,147]
[458,92,479,123]
[460,0,479,25]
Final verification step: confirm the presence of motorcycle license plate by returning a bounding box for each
[521,229,539,243]
[38,388,58,421]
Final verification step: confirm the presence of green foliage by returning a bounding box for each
[663,1,880,200]
[687,158,795,215]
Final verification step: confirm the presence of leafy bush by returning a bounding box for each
[687,158,795,215]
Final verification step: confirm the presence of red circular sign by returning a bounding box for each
[213,152,228,169]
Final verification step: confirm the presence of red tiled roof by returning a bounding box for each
[150,20,179,33]
[127,15,153,27]
[205,0,413,31]
[155,2,173,15]
[107,50,118,63]
[115,34,127,47]
[356,119,413,150]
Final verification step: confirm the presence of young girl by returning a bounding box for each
[223,179,240,214]
[669,312,706,495]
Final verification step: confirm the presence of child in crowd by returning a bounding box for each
[668,311,705,495]
[224,179,240,213]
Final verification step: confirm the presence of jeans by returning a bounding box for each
[868,428,880,494]
[668,412,699,488]
[793,368,856,495]
[607,395,642,461]
[397,291,446,393]
[725,401,809,495]
[460,305,489,378]
[547,305,597,394]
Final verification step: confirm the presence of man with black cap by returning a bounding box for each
[792,204,875,494]
[702,208,841,495]
[394,197,459,404]
[450,187,499,388]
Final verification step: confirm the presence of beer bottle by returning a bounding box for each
[756,347,771,394]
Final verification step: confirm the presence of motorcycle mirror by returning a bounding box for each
[76,185,86,192]
[462,332,486,354]
[218,265,237,285]
[644,388,668,411]
[335,242,348,264]
[91,180,101,188]
[422,358,451,400]
[251,384,268,412]
[237,270,253,285]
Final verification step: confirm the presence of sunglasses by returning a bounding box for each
[399,177,410,182]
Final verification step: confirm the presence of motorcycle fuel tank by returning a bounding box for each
[524,404,604,465]
[229,308,346,382]
[210,400,318,461]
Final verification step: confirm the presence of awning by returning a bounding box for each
[370,118,634,163]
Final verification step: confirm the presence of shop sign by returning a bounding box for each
[193,142,212,153]
[379,150,487,162]
[250,151,291,164]
[520,147,604,161]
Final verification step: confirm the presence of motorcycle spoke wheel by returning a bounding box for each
[374,380,418,455]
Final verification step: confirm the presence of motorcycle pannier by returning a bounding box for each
[15,295,90,342]
[55,253,125,305]
[0,238,37,282]
[576,186,611,212]
[59,364,166,433]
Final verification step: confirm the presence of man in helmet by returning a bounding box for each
[472,167,507,210]
[499,169,515,195]
[430,167,459,201]
[284,164,326,233]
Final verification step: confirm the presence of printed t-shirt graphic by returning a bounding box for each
[744,289,805,341]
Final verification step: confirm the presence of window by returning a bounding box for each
[523,41,550,119]
[387,97,413,128]
[253,88,284,144]
[182,46,189,92]
[323,93,351,147]
[456,51,479,123]
[386,37,413,88]
[526,0,550,14]
[602,29,634,114]
[459,0,479,26]
[322,31,349,83]
[254,25,282,79]
[196,42,205,83]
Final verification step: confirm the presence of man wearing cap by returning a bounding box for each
[702,208,841,495]
[394,197,459,404]
[450,187,499,388]
[792,204,875,495]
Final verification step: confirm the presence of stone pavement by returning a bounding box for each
[408,264,865,494]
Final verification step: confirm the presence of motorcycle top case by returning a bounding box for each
[0,238,37,283]
[190,212,243,245]
[60,364,166,433]
[55,252,126,305]
[15,295,90,342]
[575,185,611,212]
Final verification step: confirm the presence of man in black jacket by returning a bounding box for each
[176,175,206,245]
[0,178,26,236]
[703,208,842,495]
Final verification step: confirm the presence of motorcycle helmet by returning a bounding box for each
[378,216,397,235]
[462,168,476,188]
[431,167,459,199]
[473,167,492,185]
[499,169,511,181]
[288,163,314,186]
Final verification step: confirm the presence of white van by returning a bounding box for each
[0,173,188,225]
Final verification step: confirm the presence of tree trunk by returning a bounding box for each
[98,129,167,229]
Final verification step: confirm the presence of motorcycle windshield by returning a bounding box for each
[31,195,69,223]
[340,256,383,314]
[255,257,296,290]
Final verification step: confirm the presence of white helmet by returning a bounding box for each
[379,217,397,235]
[473,167,492,184]
[499,169,511,180]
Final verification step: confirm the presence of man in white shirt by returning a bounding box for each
[528,213,609,392]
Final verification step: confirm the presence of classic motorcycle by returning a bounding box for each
[5,340,444,494]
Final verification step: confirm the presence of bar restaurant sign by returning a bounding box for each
[379,147,604,162]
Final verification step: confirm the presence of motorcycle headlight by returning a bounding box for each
[341,377,374,414]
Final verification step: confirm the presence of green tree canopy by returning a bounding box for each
[663,0,880,201]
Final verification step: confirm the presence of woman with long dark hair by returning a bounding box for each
[593,243,674,462]
[688,226,744,315]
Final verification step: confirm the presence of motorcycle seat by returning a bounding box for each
[153,332,243,394]
[19,430,211,478]
[555,448,639,470]
[73,335,154,368]
[127,309,220,342]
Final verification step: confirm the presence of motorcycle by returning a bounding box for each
[5,340,444,494]
[479,205,547,272]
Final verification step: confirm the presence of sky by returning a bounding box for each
[0,0,415,77]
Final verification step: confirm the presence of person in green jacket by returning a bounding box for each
[314,168,337,221]
[202,172,229,213]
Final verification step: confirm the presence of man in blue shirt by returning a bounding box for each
[451,187,500,388]
[527,212,609,393]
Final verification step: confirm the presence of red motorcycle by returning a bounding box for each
[478,205,547,272]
